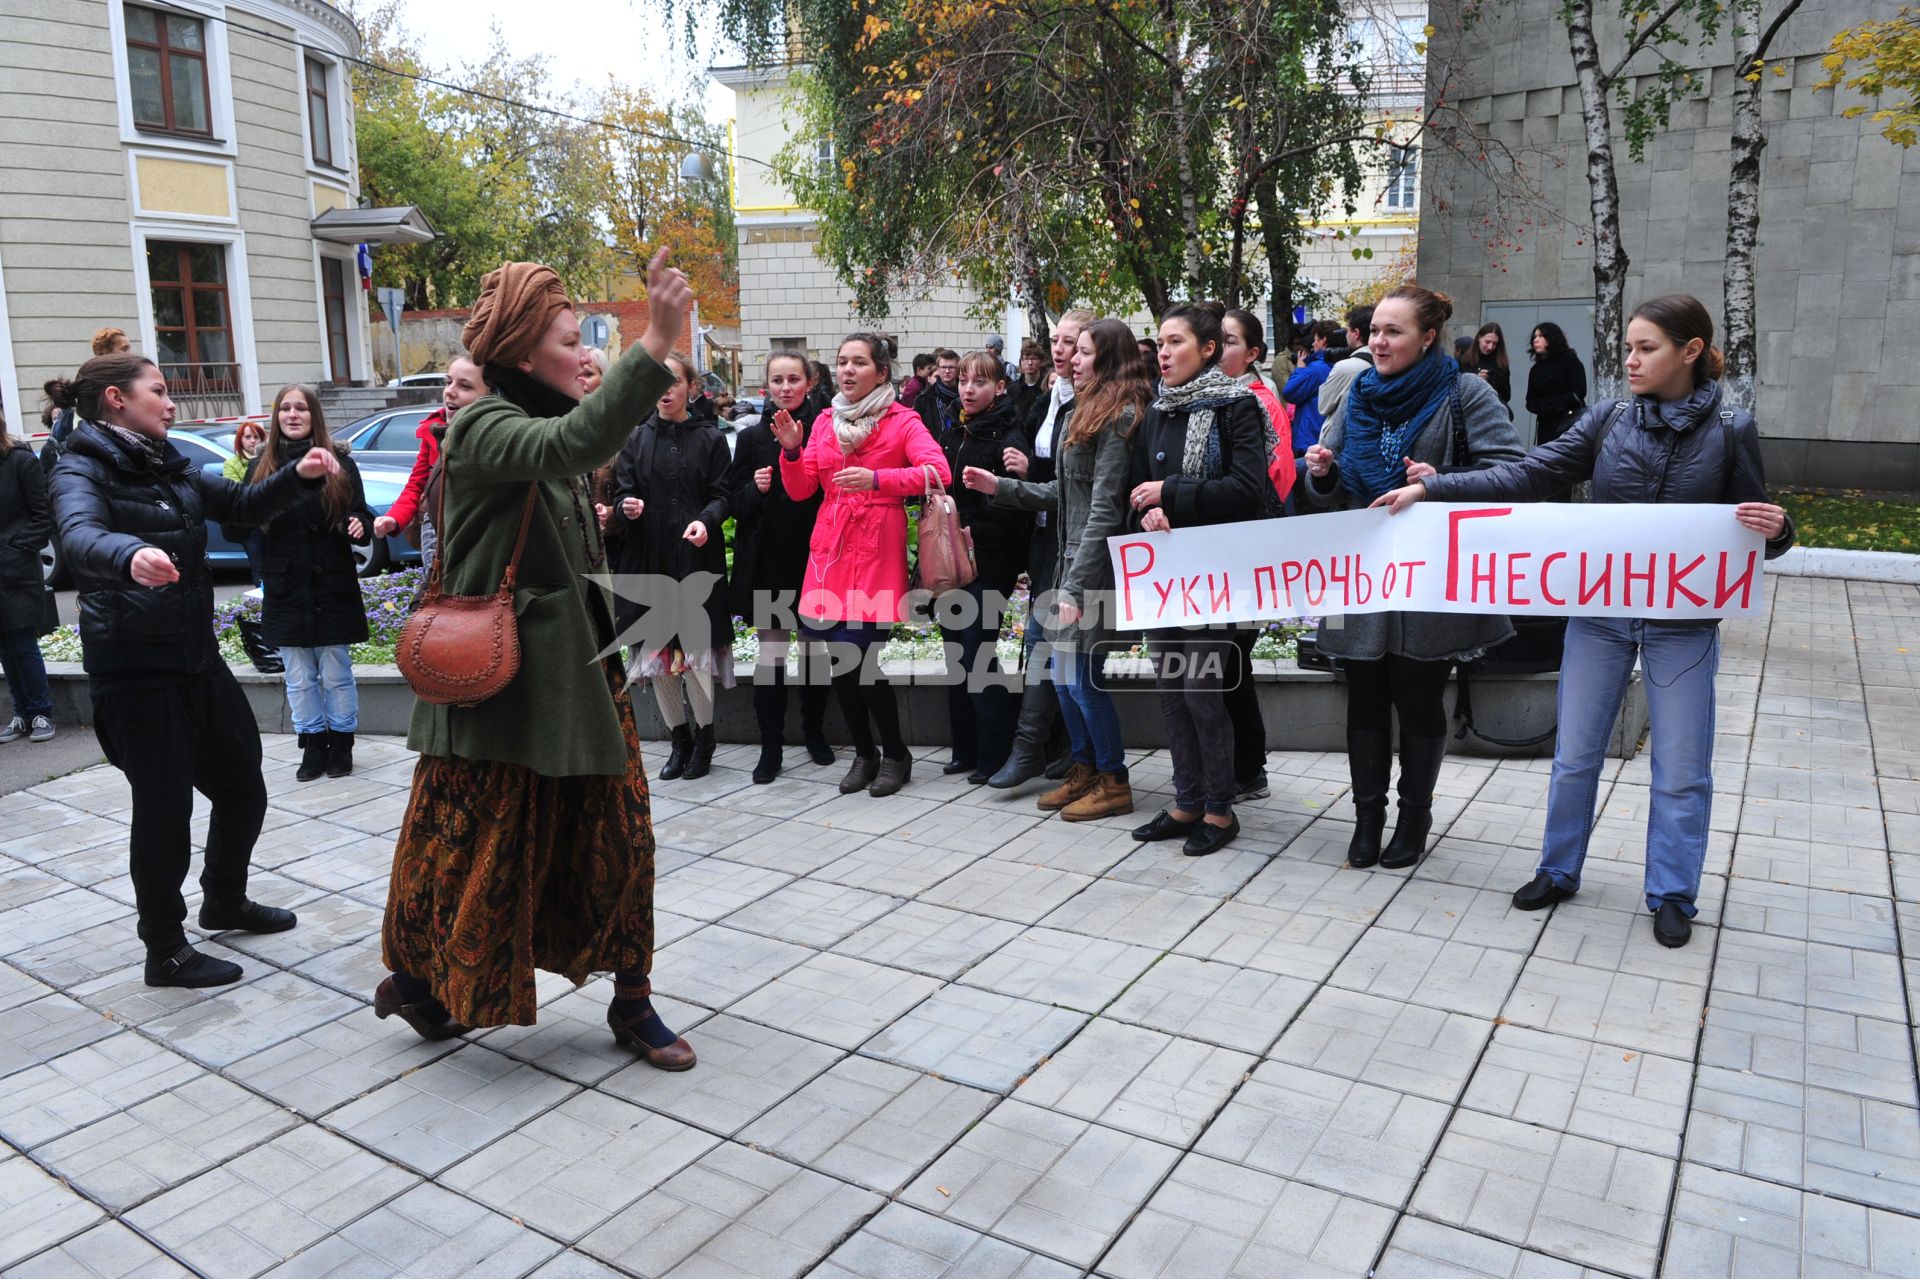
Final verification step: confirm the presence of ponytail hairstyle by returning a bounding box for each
[766,349,812,381]
[1630,293,1725,385]
[254,384,352,520]
[1223,308,1269,367]
[1067,318,1150,448]
[44,353,158,426]
[1379,284,1455,356]
[838,332,895,384]
[1160,299,1227,368]
[663,352,699,386]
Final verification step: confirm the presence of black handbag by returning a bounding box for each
[36,582,57,637]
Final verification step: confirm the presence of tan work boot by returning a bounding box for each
[1037,761,1098,811]
[1060,773,1135,822]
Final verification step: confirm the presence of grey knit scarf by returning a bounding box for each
[1153,365,1249,477]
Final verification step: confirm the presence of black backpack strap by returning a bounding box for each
[1719,408,1738,494]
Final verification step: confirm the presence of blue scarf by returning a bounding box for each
[1338,352,1459,502]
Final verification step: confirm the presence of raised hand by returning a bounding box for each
[639,248,692,364]
[770,409,803,453]
[296,448,340,479]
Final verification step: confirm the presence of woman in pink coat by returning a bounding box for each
[772,332,950,797]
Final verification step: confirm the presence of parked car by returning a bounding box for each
[41,428,421,585]
[335,405,437,467]
[387,372,447,389]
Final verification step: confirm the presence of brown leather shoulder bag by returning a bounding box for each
[396,467,540,708]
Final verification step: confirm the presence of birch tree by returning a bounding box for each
[1557,0,1725,395]
[1721,0,1806,404]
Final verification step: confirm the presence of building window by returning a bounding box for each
[771,337,807,353]
[126,4,212,137]
[148,240,237,395]
[306,56,334,167]
[814,137,836,180]
[1384,145,1418,212]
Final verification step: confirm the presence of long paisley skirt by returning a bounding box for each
[381,674,655,1027]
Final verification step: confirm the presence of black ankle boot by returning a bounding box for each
[657,724,694,780]
[325,730,353,778]
[1380,734,1448,869]
[989,684,1053,789]
[683,724,717,779]
[1345,729,1393,869]
[295,733,328,782]
[799,680,835,765]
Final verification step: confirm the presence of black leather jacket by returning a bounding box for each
[1425,382,1796,557]
[50,422,318,676]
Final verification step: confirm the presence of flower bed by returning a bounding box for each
[41,569,1312,669]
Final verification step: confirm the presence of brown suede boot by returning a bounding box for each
[1060,772,1134,822]
[1038,761,1099,812]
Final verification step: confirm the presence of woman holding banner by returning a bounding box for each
[1371,293,1792,948]
[1301,285,1522,872]
[1126,301,1271,857]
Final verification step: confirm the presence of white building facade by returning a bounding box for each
[0,0,410,425]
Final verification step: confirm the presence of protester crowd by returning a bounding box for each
[4,258,1797,1070]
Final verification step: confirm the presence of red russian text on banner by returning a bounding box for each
[1108,504,1767,630]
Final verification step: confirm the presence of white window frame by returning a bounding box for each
[814,136,836,181]
[1384,145,1419,212]
[295,48,350,178]
[107,0,238,159]
[131,222,262,414]
[310,244,368,384]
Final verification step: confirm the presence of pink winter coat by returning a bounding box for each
[780,398,952,623]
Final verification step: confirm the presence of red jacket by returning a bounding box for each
[1248,379,1296,504]
[382,409,444,530]
[778,400,951,623]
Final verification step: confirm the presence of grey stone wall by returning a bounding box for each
[1419,0,1920,490]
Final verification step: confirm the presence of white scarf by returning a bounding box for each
[1036,376,1076,459]
[831,382,896,454]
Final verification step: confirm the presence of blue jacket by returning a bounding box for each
[1283,358,1332,453]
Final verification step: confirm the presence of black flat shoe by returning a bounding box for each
[1182,815,1240,857]
[145,944,243,989]
[1512,872,1576,911]
[966,768,992,785]
[942,759,977,776]
[198,899,297,934]
[1132,810,1200,843]
[1653,902,1693,948]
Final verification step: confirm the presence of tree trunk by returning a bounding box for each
[1723,0,1803,409]
[1254,172,1297,340]
[1566,0,1629,399]
[1163,0,1203,293]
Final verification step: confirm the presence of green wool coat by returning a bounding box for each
[406,344,674,777]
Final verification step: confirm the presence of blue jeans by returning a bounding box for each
[1,627,52,719]
[1051,647,1125,775]
[1539,617,1718,916]
[281,645,358,734]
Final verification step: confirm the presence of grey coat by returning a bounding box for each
[994,405,1137,652]
[1301,373,1524,662]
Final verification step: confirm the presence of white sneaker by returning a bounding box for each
[29,715,54,743]
[0,716,24,744]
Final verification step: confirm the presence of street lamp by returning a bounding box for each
[679,151,719,184]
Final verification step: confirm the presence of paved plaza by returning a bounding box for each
[1,573,1917,1277]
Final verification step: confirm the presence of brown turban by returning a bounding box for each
[461,263,572,367]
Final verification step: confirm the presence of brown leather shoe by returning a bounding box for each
[1060,773,1135,822]
[869,756,912,797]
[372,976,468,1042]
[1038,761,1098,811]
[607,1004,698,1071]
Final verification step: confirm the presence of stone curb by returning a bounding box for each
[1768,546,1920,584]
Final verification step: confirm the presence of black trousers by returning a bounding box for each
[1343,654,1453,738]
[1222,626,1266,782]
[93,665,268,953]
[1156,634,1238,816]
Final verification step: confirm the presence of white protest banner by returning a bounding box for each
[1108,503,1766,630]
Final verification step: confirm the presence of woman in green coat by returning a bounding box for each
[377,251,697,1072]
